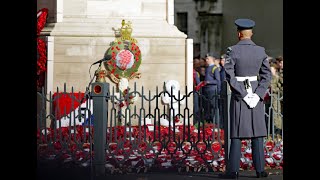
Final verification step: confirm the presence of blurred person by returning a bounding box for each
[218,55,228,127]
[271,56,283,135]
[275,56,283,86]
[199,57,207,67]
[202,52,221,123]
[264,57,275,128]
[213,57,222,94]
[220,54,226,82]
[214,57,225,127]
[199,66,206,81]
[193,58,201,124]
[193,58,200,72]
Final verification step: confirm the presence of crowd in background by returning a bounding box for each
[265,56,283,135]
[192,53,283,135]
[192,53,226,127]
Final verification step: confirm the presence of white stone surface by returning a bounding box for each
[86,0,142,18]
[59,0,169,19]
[49,36,187,93]
[57,0,63,22]
[41,19,186,38]
[46,36,54,94]
[186,38,193,94]
[37,0,193,127]
[167,0,174,25]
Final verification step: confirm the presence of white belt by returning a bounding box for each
[235,76,257,81]
[235,76,257,94]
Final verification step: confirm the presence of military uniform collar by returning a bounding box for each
[237,39,256,45]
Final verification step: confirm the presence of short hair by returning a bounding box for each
[276,56,283,62]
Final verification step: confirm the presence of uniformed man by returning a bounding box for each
[213,57,225,127]
[220,19,271,179]
[202,52,221,124]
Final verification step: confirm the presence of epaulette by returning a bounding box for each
[227,47,232,53]
[212,66,219,73]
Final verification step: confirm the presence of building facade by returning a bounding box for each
[174,0,283,58]
[174,0,223,58]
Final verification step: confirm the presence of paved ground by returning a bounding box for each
[37,161,283,180]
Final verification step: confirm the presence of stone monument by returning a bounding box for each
[37,0,193,96]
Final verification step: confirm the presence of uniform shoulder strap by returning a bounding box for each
[211,66,219,74]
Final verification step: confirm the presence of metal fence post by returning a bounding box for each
[91,82,109,176]
[222,81,231,169]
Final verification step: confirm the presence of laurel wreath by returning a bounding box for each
[105,41,142,80]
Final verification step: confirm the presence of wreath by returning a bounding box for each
[104,40,141,80]
[37,8,48,89]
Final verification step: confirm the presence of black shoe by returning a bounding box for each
[219,172,239,179]
[256,171,268,178]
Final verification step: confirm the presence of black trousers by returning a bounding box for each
[202,89,218,123]
[193,92,200,124]
[228,137,265,172]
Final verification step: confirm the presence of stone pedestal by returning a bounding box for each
[37,0,194,125]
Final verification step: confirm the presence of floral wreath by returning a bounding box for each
[103,20,142,84]
[37,8,48,88]
[105,40,141,82]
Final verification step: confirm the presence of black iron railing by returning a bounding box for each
[37,81,283,175]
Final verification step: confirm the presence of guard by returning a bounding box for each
[220,18,271,179]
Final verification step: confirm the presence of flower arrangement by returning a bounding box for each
[112,78,138,125]
[37,8,48,89]
[105,41,142,80]
[118,78,129,92]
[114,78,138,108]
[37,121,283,173]
[104,20,142,84]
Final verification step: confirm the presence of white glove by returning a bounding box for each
[249,93,260,108]
[243,93,253,107]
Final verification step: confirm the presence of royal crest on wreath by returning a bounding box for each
[104,20,142,83]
